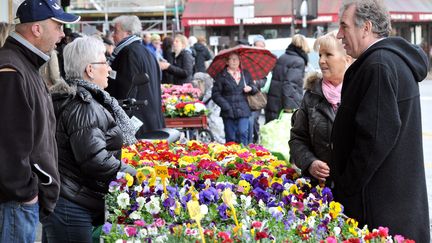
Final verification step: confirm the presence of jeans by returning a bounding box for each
[223,117,249,145]
[42,197,103,243]
[0,201,39,243]
[248,110,261,143]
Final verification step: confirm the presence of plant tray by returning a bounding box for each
[165,115,208,129]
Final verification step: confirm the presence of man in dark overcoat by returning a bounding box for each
[331,1,430,242]
[106,15,165,137]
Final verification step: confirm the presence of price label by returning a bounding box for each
[155,166,169,178]
[155,165,169,195]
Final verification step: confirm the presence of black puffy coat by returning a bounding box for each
[193,42,212,73]
[50,80,135,213]
[289,73,335,186]
[265,44,308,122]
[211,68,257,119]
[165,49,194,85]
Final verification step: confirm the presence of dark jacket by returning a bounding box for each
[265,44,308,122]
[106,39,165,136]
[212,68,257,119]
[50,80,135,213]
[289,73,335,186]
[164,49,194,85]
[331,37,430,242]
[193,42,212,73]
[0,36,60,220]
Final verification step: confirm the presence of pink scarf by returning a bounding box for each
[322,79,342,111]
[227,68,241,83]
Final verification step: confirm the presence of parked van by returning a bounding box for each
[265,37,320,73]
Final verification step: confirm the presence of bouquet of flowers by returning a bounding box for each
[102,141,414,243]
[162,84,208,118]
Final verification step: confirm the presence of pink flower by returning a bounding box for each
[124,226,137,237]
[325,236,337,243]
[251,221,262,229]
[377,226,389,237]
[155,218,166,227]
[134,220,146,227]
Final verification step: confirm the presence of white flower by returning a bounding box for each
[136,197,146,210]
[334,226,341,236]
[200,204,208,215]
[134,185,143,193]
[138,228,148,238]
[258,199,266,210]
[116,172,126,180]
[145,196,161,214]
[147,226,158,235]
[194,102,207,112]
[155,235,168,243]
[129,211,141,220]
[240,195,252,209]
[117,192,130,209]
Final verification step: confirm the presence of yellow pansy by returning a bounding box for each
[329,201,342,218]
[247,208,257,216]
[289,184,299,194]
[179,156,196,167]
[238,180,251,194]
[125,173,134,187]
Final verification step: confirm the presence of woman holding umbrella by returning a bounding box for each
[211,52,258,145]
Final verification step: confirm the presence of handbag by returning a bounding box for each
[242,72,267,110]
[246,91,267,110]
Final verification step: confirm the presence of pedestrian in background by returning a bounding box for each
[0,0,80,242]
[289,31,352,187]
[161,36,174,84]
[42,36,136,243]
[106,15,165,136]
[265,34,310,123]
[332,0,430,241]
[212,52,258,145]
[249,34,268,143]
[193,36,213,73]
[159,34,194,85]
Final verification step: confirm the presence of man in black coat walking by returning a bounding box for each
[332,1,430,242]
[107,15,165,137]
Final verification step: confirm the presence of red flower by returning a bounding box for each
[255,231,269,240]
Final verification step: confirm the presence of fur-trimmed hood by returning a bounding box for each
[303,71,323,93]
[49,78,76,96]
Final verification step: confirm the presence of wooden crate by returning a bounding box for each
[165,115,208,129]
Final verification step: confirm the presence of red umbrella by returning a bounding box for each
[207,45,277,80]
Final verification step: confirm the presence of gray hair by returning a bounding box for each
[340,0,391,38]
[112,15,142,35]
[63,36,106,80]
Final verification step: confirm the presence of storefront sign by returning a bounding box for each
[183,14,336,27]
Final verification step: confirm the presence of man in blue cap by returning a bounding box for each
[0,1,79,242]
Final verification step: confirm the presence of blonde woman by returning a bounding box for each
[265,34,310,122]
[289,31,352,187]
[159,34,194,84]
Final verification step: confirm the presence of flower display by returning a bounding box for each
[162,83,208,118]
[103,140,414,242]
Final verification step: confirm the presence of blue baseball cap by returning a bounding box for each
[14,0,80,24]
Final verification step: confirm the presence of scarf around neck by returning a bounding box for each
[68,79,138,145]
[109,35,142,65]
[322,79,342,111]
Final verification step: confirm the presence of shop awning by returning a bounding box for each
[181,0,432,27]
